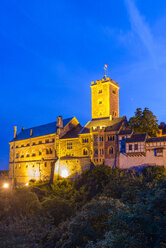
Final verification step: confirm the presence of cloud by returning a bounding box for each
[124,0,158,68]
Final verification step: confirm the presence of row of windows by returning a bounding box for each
[12,138,55,149]
[94,147,113,156]
[15,149,53,158]
[15,162,49,169]
[94,136,115,142]
[82,138,89,143]
[129,144,138,151]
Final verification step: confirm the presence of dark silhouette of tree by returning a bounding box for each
[128,107,159,137]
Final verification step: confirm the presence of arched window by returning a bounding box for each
[94,149,98,156]
[83,149,88,156]
[109,147,113,155]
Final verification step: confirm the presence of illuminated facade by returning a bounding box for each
[9,75,166,185]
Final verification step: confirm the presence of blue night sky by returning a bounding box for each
[0,0,166,170]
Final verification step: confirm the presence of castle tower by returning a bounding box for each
[91,77,119,120]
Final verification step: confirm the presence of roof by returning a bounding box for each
[11,117,73,142]
[119,129,133,135]
[126,133,147,143]
[146,136,166,143]
[60,124,83,139]
[79,117,126,134]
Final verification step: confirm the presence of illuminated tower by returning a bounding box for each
[91,77,120,120]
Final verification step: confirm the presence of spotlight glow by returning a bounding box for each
[60,168,69,178]
[3,183,9,189]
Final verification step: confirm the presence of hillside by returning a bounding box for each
[0,165,166,248]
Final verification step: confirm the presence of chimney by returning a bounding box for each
[14,126,17,139]
[56,116,63,135]
[30,129,33,136]
[21,126,24,131]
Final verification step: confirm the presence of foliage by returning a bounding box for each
[0,165,166,247]
[128,107,159,137]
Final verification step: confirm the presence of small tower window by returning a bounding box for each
[109,147,113,155]
[98,90,102,94]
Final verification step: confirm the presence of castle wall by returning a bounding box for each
[119,149,166,169]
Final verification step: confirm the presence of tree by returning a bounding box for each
[128,107,159,137]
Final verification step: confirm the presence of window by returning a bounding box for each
[83,149,88,156]
[11,146,13,149]
[99,136,103,142]
[100,149,104,155]
[108,136,114,141]
[45,139,49,143]
[19,164,21,169]
[99,101,102,104]
[32,153,36,157]
[21,145,24,147]
[27,143,30,146]
[94,137,98,142]
[16,146,18,148]
[129,144,132,151]
[39,151,42,156]
[32,142,36,145]
[45,162,47,167]
[109,147,113,155]
[94,149,98,155]
[134,144,138,150]
[39,141,42,144]
[112,90,116,94]
[16,153,19,158]
[82,138,88,143]
[21,155,24,158]
[52,138,55,142]
[154,148,163,157]
[26,164,28,168]
[67,142,72,149]
[98,90,102,94]
[49,148,53,154]
[46,149,49,154]
[26,154,30,157]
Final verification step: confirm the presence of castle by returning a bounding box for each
[9,75,166,185]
